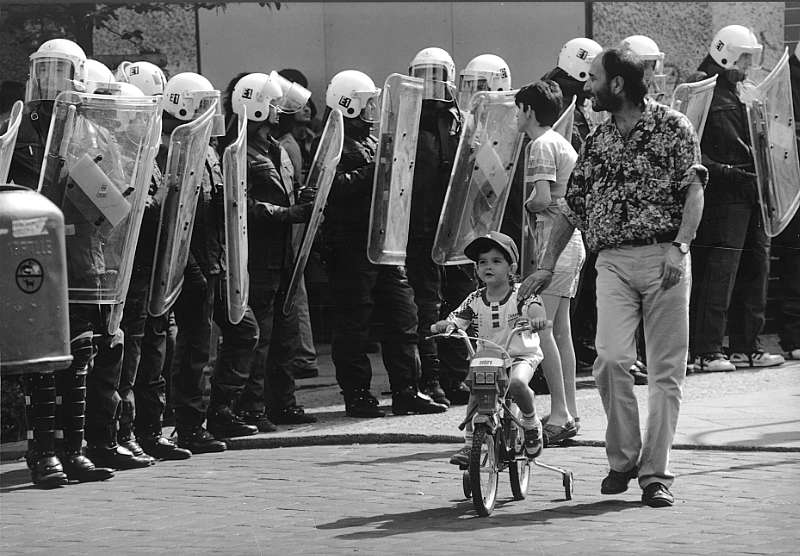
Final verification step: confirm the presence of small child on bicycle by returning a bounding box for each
[430,231,549,466]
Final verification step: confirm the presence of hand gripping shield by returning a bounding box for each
[222,108,249,324]
[367,73,424,265]
[746,48,800,237]
[147,100,217,317]
[432,90,524,265]
[670,74,717,139]
[282,109,344,315]
[0,100,24,183]
[519,97,575,277]
[37,91,160,324]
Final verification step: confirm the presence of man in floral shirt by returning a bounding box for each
[521,47,706,508]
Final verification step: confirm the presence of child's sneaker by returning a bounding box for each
[523,421,543,459]
[449,446,471,466]
[790,348,800,360]
[729,351,785,368]
[693,352,736,372]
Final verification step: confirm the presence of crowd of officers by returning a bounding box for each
[3,24,799,489]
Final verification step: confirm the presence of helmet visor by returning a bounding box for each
[270,72,312,114]
[411,65,453,101]
[26,58,77,103]
[359,95,380,123]
[457,75,489,109]
[733,46,763,71]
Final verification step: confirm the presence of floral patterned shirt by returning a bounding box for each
[561,98,706,252]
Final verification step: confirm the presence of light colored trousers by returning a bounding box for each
[594,243,689,489]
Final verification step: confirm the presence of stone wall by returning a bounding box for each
[594,2,785,93]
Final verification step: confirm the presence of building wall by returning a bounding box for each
[198,2,585,109]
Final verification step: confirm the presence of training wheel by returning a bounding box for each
[563,471,574,500]
[462,471,472,499]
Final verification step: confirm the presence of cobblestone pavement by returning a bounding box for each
[1,443,799,555]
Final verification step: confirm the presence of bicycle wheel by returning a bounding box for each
[508,437,531,500]
[469,424,499,516]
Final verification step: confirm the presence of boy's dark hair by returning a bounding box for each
[601,47,648,106]
[514,80,563,127]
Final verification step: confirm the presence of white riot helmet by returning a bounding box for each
[25,38,87,103]
[709,25,763,70]
[621,35,666,93]
[115,61,167,97]
[557,38,603,82]
[457,54,511,108]
[82,59,116,94]
[232,72,283,123]
[409,46,456,101]
[325,70,381,122]
[162,72,224,135]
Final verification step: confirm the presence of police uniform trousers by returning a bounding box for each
[690,177,770,356]
[238,269,299,414]
[405,234,475,388]
[327,235,420,395]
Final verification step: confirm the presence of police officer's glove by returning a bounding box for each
[297,186,317,204]
[284,202,313,223]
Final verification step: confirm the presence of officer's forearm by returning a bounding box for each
[538,212,575,271]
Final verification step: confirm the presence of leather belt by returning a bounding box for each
[619,232,675,247]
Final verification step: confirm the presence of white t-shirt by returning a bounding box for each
[525,128,578,201]
[447,283,544,362]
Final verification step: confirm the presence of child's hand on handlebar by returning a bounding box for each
[529,317,550,332]
[430,320,455,334]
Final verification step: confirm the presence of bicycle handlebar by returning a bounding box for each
[426,319,552,359]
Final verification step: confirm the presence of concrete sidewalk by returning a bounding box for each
[3,343,799,461]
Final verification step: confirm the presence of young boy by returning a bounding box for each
[431,232,549,465]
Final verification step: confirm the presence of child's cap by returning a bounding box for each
[464,231,519,266]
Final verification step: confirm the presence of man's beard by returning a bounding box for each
[591,85,622,113]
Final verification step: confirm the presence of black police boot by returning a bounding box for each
[444,381,471,406]
[57,368,114,483]
[87,423,154,470]
[206,405,258,439]
[23,373,67,488]
[344,389,385,418]
[391,386,448,415]
[420,378,451,407]
[175,425,226,454]
[238,409,278,433]
[138,433,192,460]
[117,427,156,466]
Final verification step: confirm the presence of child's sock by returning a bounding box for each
[464,432,473,447]
[521,411,541,431]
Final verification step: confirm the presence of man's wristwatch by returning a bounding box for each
[671,241,690,255]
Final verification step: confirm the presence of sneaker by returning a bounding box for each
[729,350,785,369]
[543,420,578,446]
[601,466,638,494]
[629,361,648,385]
[420,379,451,407]
[523,422,543,459]
[642,482,674,507]
[207,406,258,438]
[175,426,226,454]
[693,352,736,372]
[238,409,278,433]
[789,348,800,360]
[449,445,471,466]
[344,389,385,418]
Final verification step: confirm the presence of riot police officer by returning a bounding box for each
[405,46,469,408]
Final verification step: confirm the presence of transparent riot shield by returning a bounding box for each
[747,48,800,237]
[367,73,424,265]
[37,91,161,333]
[670,74,717,139]
[519,99,575,277]
[282,109,344,315]
[0,100,23,183]
[432,90,524,265]
[222,108,249,324]
[147,100,217,317]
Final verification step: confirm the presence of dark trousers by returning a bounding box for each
[120,271,169,437]
[328,237,420,394]
[774,211,800,352]
[405,235,475,388]
[571,250,599,367]
[172,262,260,428]
[691,201,770,355]
[239,270,298,413]
[68,305,124,445]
